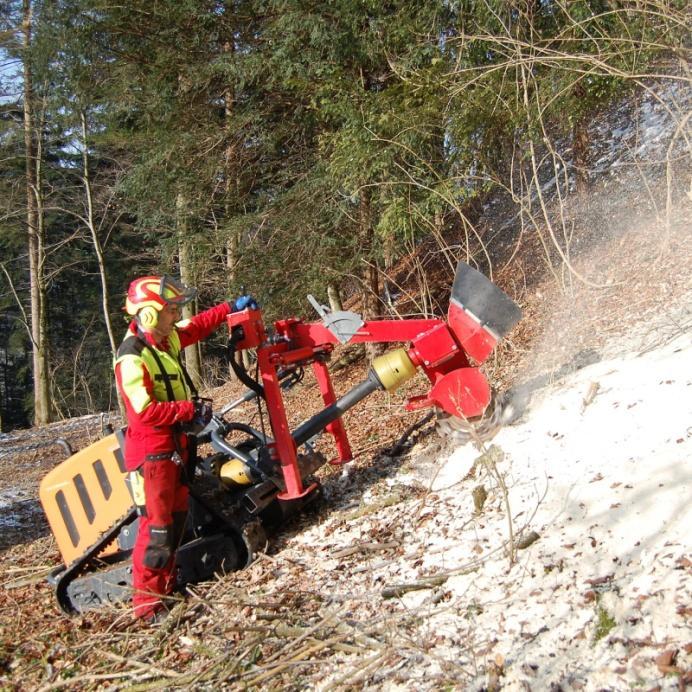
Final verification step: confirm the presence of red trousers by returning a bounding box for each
[132,458,188,619]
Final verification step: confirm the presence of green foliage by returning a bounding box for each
[0,0,685,427]
[594,606,616,642]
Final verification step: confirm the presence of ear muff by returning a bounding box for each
[137,306,159,329]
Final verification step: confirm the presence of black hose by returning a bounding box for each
[209,429,256,465]
[292,370,382,446]
[223,422,270,445]
[228,328,264,400]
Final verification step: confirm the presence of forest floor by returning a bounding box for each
[0,82,690,690]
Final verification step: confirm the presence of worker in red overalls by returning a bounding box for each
[114,275,255,622]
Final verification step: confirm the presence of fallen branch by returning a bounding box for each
[381,575,449,599]
[324,651,387,690]
[3,567,55,589]
[260,608,341,665]
[100,650,181,678]
[38,670,155,691]
[516,530,540,550]
[581,381,600,412]
[331,540,400,559]
[385,411,435,457]
[242,631,354,686]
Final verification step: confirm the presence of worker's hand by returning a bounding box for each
[192,397,213,428]
[181,397,213,434]
[232,294,259,311]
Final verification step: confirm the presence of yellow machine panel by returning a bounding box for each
[39,433,134,566]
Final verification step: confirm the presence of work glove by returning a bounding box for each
[193,397,213,427]
[232,294,259,312]
[182,397,213,433]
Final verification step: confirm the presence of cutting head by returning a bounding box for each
[447,262,522,363]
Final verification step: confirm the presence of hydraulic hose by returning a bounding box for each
[227,327,265,400]
[209,429,255,465]
[223,422,270,445]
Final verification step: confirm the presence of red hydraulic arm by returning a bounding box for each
[225,262,522,501]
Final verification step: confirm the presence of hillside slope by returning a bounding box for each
[0,80,689,690]
[268,319,690,690]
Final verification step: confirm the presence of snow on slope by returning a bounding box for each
[279,323,691,690]
[418,330,692,689]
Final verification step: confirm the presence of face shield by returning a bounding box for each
[159,275,197,307]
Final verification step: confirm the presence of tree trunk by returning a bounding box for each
[358,188,381,361]
[573,115,590,195]
[80,112,117,356]
[223,39,240,286]
[572,84,590,195]
[176,193,202,391]
[327,282,343,312]
[80,111,125,418]
[382,230,396,313]
[221,39,250,375]
[23,0,51,426]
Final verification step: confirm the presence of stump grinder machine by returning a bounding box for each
[40,262,521,613]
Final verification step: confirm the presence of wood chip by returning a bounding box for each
[581,382,600,411]
[516,531,540,550]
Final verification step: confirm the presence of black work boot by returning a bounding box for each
[145,606,169,626]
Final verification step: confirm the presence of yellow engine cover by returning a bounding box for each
[39,433,134,566]
[219,458,255,486]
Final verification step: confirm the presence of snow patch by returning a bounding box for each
[288,327,691,689]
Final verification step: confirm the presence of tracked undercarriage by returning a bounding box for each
[44,429,325,613]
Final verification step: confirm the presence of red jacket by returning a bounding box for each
[114,302,231,470]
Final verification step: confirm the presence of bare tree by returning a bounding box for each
[22,0,50,425]
[79,111,118,357]
[358,187,381,361]
[176,192,202,390]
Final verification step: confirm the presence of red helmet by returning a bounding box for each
[124,275,197,317]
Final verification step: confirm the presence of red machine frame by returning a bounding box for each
[226,293,508,501]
